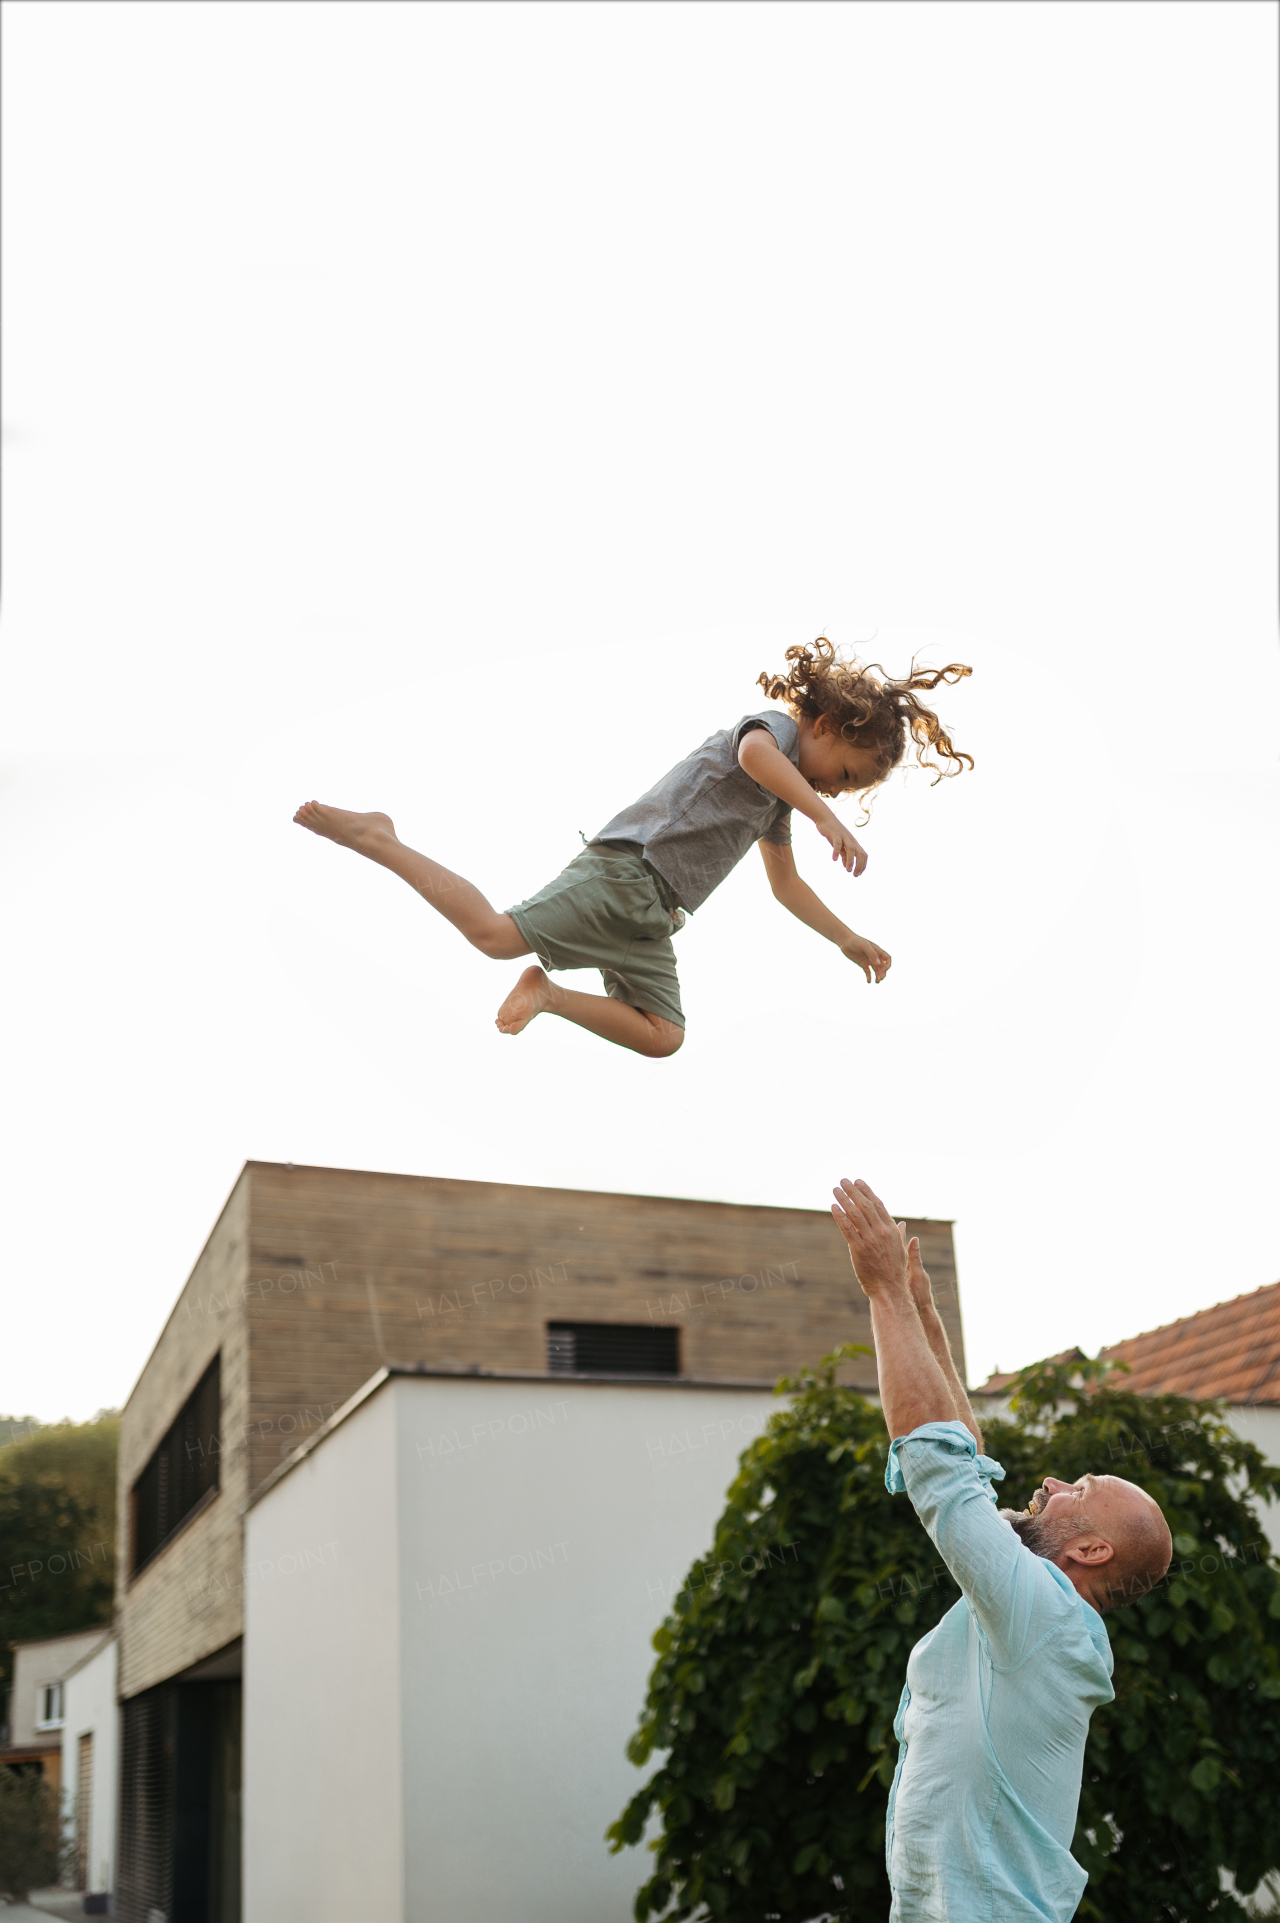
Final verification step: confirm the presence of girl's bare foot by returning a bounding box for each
[293,802,397,852]
[495,965,561,1036]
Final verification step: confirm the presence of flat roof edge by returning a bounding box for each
[243,1159,953,1222]
[243,1364,878,1510]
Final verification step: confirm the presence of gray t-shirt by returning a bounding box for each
[591,710,800,911]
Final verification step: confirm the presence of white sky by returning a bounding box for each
[2,0,1276,1422]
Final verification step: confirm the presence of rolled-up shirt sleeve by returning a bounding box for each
[886,1420,1081,1668]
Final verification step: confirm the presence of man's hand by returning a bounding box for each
[831,1179,910,1300]
[842,934,891,984]
[833,1180,985,1448]
[816,809,868,876]
[900,1225,932,1308]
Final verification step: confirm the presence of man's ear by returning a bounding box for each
[1063,1536,1115,1569]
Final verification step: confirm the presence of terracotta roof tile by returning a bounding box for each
[1100,1281,1280,1403]
[971,1283,1280,1405]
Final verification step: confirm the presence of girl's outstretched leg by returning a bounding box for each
[495,967,683,1059]
[293,802,530,959]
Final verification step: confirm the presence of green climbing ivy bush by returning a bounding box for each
[606,1349,1280,1922]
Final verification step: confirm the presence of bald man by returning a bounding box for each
[831,1177,1171,1923]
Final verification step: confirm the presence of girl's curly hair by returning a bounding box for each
[757,636,973,790]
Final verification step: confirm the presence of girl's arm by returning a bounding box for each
[758,842,891,984]
[737,728,866,873]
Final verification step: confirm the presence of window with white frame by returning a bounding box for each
[36,1682,63,1728]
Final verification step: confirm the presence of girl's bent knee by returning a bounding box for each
[645,1020,685,1058]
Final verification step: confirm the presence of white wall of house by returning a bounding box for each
[243,1376,404,1922]
[60,1633,118,1896]
[244,1373,779,1923]
[1223,1407,1280,1557]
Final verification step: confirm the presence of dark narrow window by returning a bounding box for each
[132,1353,221,1574]
[547,1322,680,1376]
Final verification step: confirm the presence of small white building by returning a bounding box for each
[1,1626,109,1794]
[243,1366,781,1923]
[60,1630,119,1904]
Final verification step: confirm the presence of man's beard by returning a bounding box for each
[1000,1508,1063,1558]
[999,1495,1097,1561]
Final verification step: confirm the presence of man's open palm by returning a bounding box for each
[831,1178,909,1298]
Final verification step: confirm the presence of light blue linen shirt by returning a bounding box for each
[883,1421,1114,1922]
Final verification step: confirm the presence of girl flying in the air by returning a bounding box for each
[294,637,972,1058]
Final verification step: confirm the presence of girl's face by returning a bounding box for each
[797,715,883,798]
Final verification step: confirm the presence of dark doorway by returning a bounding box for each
[117,1678,241,1923]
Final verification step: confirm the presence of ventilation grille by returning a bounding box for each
[547,1322,679,1376]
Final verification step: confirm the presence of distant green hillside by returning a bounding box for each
[0,1413,119,1694]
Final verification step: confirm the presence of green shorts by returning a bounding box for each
[507,846,686,1029]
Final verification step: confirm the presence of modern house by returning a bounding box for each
[113,1158,964,1923]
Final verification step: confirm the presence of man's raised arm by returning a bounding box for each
[831,1177,982,1448]
[831,1175,1059,1667]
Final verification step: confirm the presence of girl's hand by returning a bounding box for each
[816,810,868,875]
[842,934,891,984]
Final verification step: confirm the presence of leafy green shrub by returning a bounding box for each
[608,1350,1280,1922]
[0,1767,64,1900]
